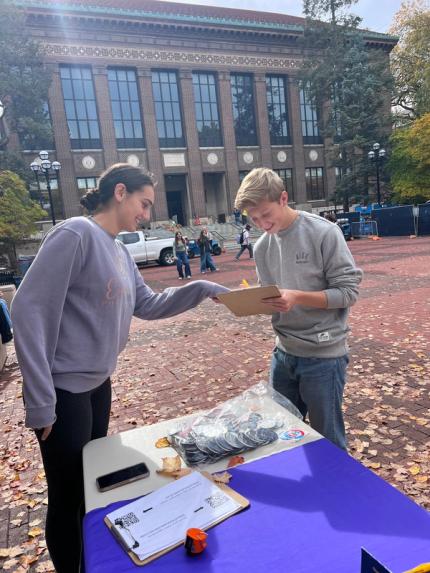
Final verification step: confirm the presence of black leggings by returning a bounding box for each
[35,378,111,573]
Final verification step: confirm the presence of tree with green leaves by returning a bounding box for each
[0,0,53,179]
[390,0,430,123]
[300,0,394,210]
[0,170,47,266]
[388,113,430,204]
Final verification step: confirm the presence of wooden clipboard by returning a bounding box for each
[104,472,249,567]
[217,285,281,317]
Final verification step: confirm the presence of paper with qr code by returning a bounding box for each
[106,472,242,561]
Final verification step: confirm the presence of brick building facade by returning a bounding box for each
[16,0,396,225]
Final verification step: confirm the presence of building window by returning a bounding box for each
[274,168,294,202]
[152,70,185,148]
[266,76,291,145]
[77,177,97,193]
[60,65,101,149]
[239,170,250,182]
[192,72,222,147]
[230,74,258,146]
[300,83,322,145]
[108,68,145,149]
[305,167,325,200]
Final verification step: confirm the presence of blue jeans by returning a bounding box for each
[200,252,216,273]
[176,251,191,278]
[270,347,349,450]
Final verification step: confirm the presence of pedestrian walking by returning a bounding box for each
[197,229,217,274]
[11,163,229,573]
[173,231,191,279]
[235,224,254,260]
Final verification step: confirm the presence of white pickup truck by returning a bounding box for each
[116,230,175,266]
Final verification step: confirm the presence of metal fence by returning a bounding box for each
[351,220,379,238]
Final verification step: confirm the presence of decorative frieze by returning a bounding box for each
[43,43,302,71]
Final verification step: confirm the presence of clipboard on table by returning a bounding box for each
[217,285,281,317]
[104,472,249,567]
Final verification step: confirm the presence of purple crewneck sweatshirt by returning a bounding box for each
[11,217,229,429]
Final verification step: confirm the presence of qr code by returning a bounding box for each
[205,493,227,509]
[118,512,139,527]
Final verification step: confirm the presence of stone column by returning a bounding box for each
[217,71,240,210]
[137,68,168,222]
[48,67,81,217]
[93,66,118,167]
[288,76,306,205]
[254,73,272,168]
[178,69,205,219]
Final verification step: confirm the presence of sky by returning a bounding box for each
[159,0,405,33]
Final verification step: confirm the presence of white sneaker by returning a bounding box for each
[178,277,183,280]
[201,271,206,274]
[186,276,192,280]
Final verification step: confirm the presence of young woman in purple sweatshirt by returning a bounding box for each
[11,163,228,573]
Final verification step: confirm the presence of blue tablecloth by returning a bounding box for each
[84,439,430,572]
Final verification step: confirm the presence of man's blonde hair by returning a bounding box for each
[234,168,285,211]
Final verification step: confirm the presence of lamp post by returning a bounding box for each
[30,150,61,226]
[368,142,386,208]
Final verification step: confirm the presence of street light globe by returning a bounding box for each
[368,150,375,160]
[372,142,380,151]
[30,161,41,172]
[0,100,4,120]
[379,149,386,158]
[51,161,61,171]
[41,159,51,170]
[39,150,49,161]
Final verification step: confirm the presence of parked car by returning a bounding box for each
[116,230,175,266]
[187,238,222,258]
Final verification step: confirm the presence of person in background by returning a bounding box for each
[233,207,241,225]
[11,163,229,573]
[235,224,254,260]
[241,208,248,225]
[197,229,217,274]
[173,231,192,280]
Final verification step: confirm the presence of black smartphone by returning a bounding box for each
[96,462,150,492]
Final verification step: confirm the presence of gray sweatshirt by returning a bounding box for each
[254,211,363,358]
[11,217,229,429]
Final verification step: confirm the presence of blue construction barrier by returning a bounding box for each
[371,205,415,237]
[417,204,430,236]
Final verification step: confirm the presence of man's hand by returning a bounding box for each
[262,289,300,313]
[40,425,53,441]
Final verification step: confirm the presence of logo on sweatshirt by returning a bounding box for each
[295,251,309,264]
[317,331,331,343]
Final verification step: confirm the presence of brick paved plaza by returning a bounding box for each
[1,236,429,571]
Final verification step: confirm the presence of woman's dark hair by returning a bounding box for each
[80,163,154,213]
[175,231,184,245]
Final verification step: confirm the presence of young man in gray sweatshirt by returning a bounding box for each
[234,168,362,450]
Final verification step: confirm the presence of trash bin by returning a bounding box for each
[17,255,36,277]
[218,213,226,224]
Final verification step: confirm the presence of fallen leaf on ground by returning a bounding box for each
[28,527,43,538]
[156,455,182,474]
[155,437,170,449]
[409,465,420,475]
[212,471,232,484]
[227,456,245,468]
[0,546,24,558]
